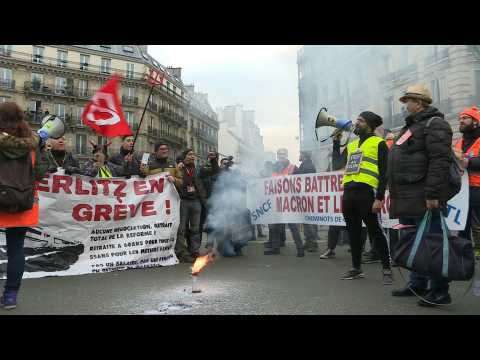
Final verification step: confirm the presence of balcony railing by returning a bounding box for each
[194,128,217,144]
[24,81,75,97]
[122,96,138,105]
[0,79,15,90]
[24,111,45,124]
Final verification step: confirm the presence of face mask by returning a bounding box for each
[401,105,409,117]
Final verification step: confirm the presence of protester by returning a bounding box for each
[109,135,141,177]
[264,148,305,257]
[0,102,49,309]
[176,149,206,262]
[198,151,221,244]
[206,157,251,257]
[139,142,182,188]
[455,106,480,260]
[259,161,274,246]
[320,131,367,259]
[294,151,319,252]
[339,111,393,284]
[389,85,453,306]
[45,136,81,175]
[81,142,122,178]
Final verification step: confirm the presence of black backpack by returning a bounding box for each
[0,151,35,212]
[425,117,463,200]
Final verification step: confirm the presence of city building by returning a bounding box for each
[216,104,265,176]
[297,45,480,171]
[0,45,218,163]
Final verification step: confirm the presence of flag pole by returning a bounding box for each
[130,83,156,155]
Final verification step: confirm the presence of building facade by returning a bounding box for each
[297,45,480,171]
[216,104,265,176]
[0,45,218,164]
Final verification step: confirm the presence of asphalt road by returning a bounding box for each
[2,236,479,315]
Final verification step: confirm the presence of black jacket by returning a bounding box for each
[198,159,221,199]
[179,165,207,203]
[388,106,453,218]
[46,150,81,175]
[459,127,480,206]
[109,148,141,177]
[293,158,316,174]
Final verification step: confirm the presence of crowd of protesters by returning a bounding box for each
[1,80,479,310]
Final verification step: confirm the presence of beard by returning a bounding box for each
[459,123,476,133]
[353,125,363,136]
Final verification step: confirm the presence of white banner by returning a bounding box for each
[247,171,469,231]
[0,172,180,279]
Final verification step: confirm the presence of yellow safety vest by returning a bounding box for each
[342,136,384,189]
[99,166,113,178]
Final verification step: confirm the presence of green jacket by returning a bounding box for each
[0,133,49,181]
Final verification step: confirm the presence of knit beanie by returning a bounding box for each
[460,106,480,122]
[359,111,383,130]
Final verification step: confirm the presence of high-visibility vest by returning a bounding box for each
[455,137,480,187]
[98,165,113,178]
[0,151,39,228]
[342,136,384,189]
[272,164,295,177]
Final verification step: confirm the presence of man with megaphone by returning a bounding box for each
[336,111,393,285]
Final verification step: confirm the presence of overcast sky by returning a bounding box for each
[149,45,302,163]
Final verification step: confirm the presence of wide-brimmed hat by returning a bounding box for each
[399,85,432,104]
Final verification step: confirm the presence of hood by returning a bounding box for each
[0,133,38,160]
[405,106,444,126]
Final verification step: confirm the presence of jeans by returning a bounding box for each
[270,224,304,252]
[303,224,318,248]
[399,215,450,295]
[3,227,27,291]
[177,199,202,256]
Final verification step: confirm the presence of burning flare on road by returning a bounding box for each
[191,253,215,276]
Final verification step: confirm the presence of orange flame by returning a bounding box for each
[191,253,214,275]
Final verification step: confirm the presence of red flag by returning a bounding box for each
[82,74,133,137]
[147,67,165,86]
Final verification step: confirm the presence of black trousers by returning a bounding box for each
[342,186,390,270]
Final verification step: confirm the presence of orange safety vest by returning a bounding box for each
[272,164,296,177]
[455,137,480,187]
[0,151,39,228]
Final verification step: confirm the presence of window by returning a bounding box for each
[33,46,44,64]
[123,46,134,53]
[57,50,68,67]
[0,67,12,88]
[75,106,84,124]
[126,63,134,79]
[123,86,135,98]
[101,58,111,74]
[97,136,106,147]
[54,103,66,119]
[31,73,43,90]
[0,45,12,56]
[149,117,154,129]
[55,77,67,95]
[80,54,89,71]
[78,79,88,97]
[438,77,448,100]
[125,111,134,127]
[28,100,42,112]
[0,96,8,103]
[76,134,87,155]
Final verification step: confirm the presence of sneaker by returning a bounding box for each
[320,249,336,259]
[0,290,18,310]
[391,286,427,297]
[362,252,381,264]
[417,291,452,307]
[340,268,364,280]
[382,268,394,285]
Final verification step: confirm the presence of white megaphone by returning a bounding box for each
[315,107,353,143]
[37,114,66,140]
